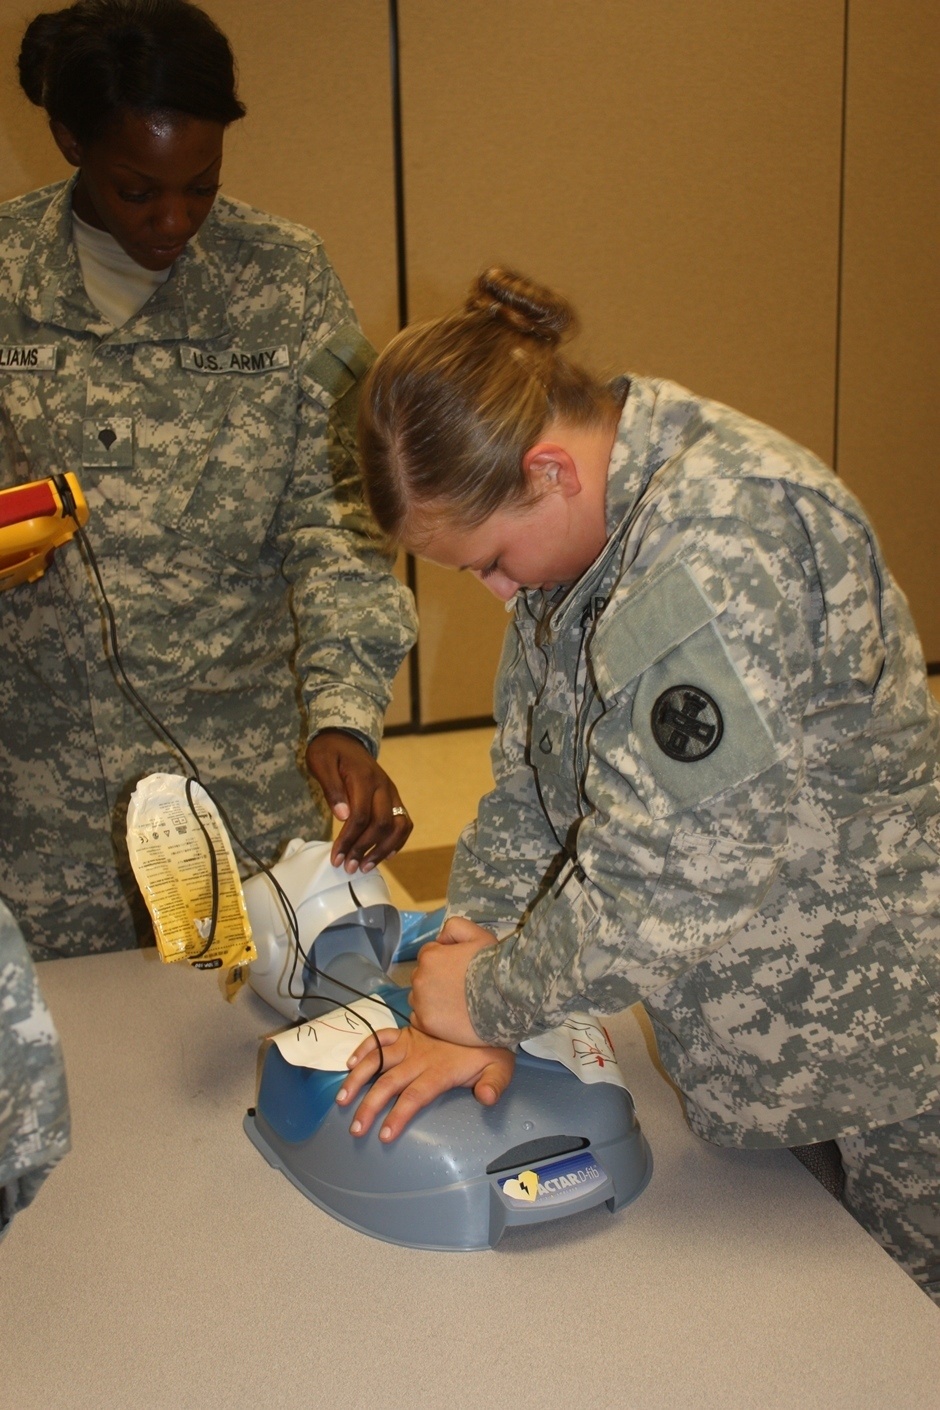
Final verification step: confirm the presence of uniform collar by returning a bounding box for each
[17,174,231,343]
[526,376,659,631]
[18,176,94,328]
[92,204,232,344]
[147,206,231,342]
[604,375,657,535]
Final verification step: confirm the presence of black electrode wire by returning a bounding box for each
[184,775,218,959]
[74,517,201,778]
[66,507,403,1073]
[179,784,410,1064]
[195,737,409,1050]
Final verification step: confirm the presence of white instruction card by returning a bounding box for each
[521,1014,627,1088]
[273,996,400,1071]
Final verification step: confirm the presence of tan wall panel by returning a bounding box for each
[401,0,845,723]
[837,1,940,661]
[413,559,509,725]
[0,4,73,198]
[384,550,413,729]
[0,1,411,722]
[199,0,399,350]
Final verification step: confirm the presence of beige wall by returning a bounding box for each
[401,0,937,706]
[0,1,936,732]
[401,0,848,720]
[837,0,940,661]
[0,5,70,198]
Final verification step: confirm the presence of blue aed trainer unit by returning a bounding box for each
[242,841,652,1251]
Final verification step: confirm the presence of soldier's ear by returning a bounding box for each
[50,121,83,168]
[522,443,582,499]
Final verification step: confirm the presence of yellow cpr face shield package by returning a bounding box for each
[126,773,256,969]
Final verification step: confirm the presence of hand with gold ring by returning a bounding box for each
[305,729,412,873]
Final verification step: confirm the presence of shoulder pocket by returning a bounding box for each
[301,325,375,437]
[591,557,780,812]
[631,621,780,808]
[590,555,729,697]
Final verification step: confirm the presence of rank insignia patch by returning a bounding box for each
[651,685,723,762]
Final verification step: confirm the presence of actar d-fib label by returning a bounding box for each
[499,1151,606,1207]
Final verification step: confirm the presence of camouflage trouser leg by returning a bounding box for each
[0,899,71,1233]
[0,811,327,961]
[837,1105,940,1305]
[0,850,148,961]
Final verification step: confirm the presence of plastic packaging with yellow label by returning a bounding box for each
[126,773,256,969]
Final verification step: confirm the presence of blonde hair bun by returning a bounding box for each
[466,268,577,346]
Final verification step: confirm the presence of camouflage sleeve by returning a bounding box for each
[274,260,417,753]
[447,618,569,934]
[0,900,70,1231]
[466,521,817,1046]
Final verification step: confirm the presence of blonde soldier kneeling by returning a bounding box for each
[336,268,940,1304]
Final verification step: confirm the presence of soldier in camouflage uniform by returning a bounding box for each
[343,269,940,1302]
[0,2,417,959]
[0,899,70,1238]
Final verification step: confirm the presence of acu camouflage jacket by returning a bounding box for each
[454,376,940,1146]
[0,180,416,889]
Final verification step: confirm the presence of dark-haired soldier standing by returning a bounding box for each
[0,1,417,959]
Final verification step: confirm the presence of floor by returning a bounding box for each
[374,726,494,912]
[373,673,940,912]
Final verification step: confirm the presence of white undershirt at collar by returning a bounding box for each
[71,212,173,328]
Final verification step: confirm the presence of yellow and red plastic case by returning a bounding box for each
[0,473,88,590]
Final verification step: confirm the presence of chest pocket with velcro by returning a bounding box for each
[528,696,582,826]
[529,701,574,779]
[153,374,266,569]
[589,555,780,814]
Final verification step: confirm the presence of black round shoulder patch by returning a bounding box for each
[651,685,723,762]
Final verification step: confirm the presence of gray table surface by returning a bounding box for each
[2,948,939,1409]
